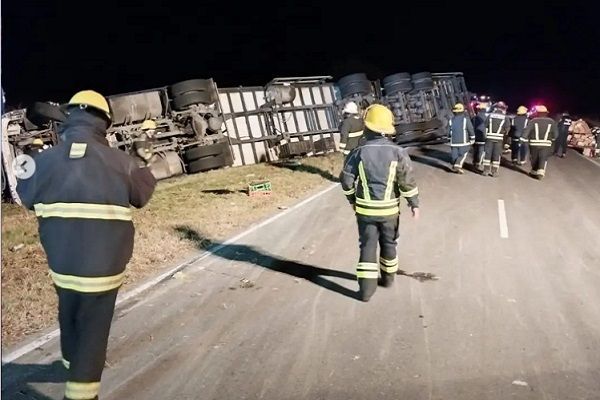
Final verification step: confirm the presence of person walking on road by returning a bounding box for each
[340,104,419,302]
[482,101,511,177]
[521,104,557,179]
[17,90,157,400]
[471,103,488,170]
[338,101,365,156]
[511,106,529,165]
[554,112,572,158]
[448,103,475,174]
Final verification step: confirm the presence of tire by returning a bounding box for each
[411,72,432,81]
[26,102,66,126]
[382,73,413,96]
[183,142,228,162]
[187,154,228,173]
[168,79,214,97]
[411,72,434,91]
[172,91,214,111]
[337,73,373,98]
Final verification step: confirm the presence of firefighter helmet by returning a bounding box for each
[452,103,465,113]
[67,90,112,122]
[495,101,508,111]
[364,104,396,135]
[534,105,548,113]
[32,138,44,146]
[517,106,528,115]
[342,101,358,115]
[141,120,157,131]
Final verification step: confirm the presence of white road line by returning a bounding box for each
[574,150,600,167]
[497,199,509,239]
[2,182,341,364]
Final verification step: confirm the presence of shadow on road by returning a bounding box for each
[174,226,360,300]
[1,360,66,400]
[409,154,453,173]
[270,161,339,183]
[397,270,440,282]
[201,189,247,195]
[500,158,532,177]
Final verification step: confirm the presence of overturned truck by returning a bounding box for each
[2,72,472,203]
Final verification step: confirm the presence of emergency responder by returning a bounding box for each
[16,90,156,400]
[482,101,511,177]
[471,103,488,170]
[511,106,529,165]
[134,119,157,163]
[26,138,45,157]
[521,105,557,179]
[338,101,365,156]
[448,103,475,174]
[340,104,419,302]
[554,112,572,158]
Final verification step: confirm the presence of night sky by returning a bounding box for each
[2,0,599,117]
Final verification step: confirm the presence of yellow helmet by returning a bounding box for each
[141,119,157,130]
[32,138,44,146]
[363,104,395,135]
[534,105,548,113]
[67,90,111,122]
[452,103,465,113]
[517,106,528,115]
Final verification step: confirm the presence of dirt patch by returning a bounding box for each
[1,153,343,347]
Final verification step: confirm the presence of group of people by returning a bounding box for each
[449,101,572,179]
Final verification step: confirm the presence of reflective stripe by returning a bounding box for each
[34,203,132,221]
[355,197,399,207]
[492,161,501,166]
[384,161,397,201]
[463,118,467,144]
[69,143,87,159]
[355,206,399,216]
[358,161,371,201]
[529,140,552,147]
[356,262,379,279]
[400,187,418,198]
[343,187,356,196]
[535,123,539,140]
[544,124,551,140]
[50,270,125,293]
[348,130,364,138]
[65,381,101,400]
[62,358,70,369]
[482,160,491,166]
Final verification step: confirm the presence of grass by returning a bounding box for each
[1,153,343,347]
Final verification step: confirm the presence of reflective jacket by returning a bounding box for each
[484,112,511,141]
[340,132,419,218]
[448,114,475,146]
[471,111,488,144]
[339,116,365,155]
[558,116,572,135]
[17,110,157,293]
[521,117,557,147]
[512,115,529,138]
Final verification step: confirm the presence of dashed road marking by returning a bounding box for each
[498,199,509,239]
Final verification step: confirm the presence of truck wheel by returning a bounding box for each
[168,79,214,97]
[337,73,373,98]
[172,91,214,111]
[187,154,228,173]
[26,102,66,126]
[412,72,434,91]
[382,73,413,96]
[183,142,228,162]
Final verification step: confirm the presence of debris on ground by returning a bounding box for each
[293,278,301,284]
[9,244,24,252]
[277,205,289,210]
[397,270,440,282]
[568,120,597,157]
[247,180,272,196]
[172,271,186,280]
[352,355,360,360]
[512,380,529,387]
[507,298,517,303]
[239,278,255,289]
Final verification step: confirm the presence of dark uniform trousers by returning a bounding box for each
[473,142,486,167]
[57,287,119,400]
[356,215,399,299]
[529,146,551,176]
[482,140,503,173]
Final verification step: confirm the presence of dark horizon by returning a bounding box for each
[2,1,599,118]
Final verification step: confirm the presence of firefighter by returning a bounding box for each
[511,106,529,165]
[134,119,157,162]
[340,104,419,302]
[448,103,475,174]
[338,101,365,156]
[471,103,488,170]
[521,105,557,179]
[482,101,511,177]
[16,90,156,400]
[554,112,572,158]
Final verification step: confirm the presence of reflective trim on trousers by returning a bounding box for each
[50,270,125,293]
[379,257,398,273]
[356,262,379,279]
[65,381,101,400]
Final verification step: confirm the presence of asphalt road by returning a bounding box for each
[3,147,600,400]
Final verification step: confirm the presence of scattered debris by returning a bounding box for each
[221,303,229,310]
[353,355,360,360]
[397,270,439,282]
[172,271,186,280]
[248,180,272,196]
[239,278,255,289]
[414,374,420,378]
[418,315,424,319]
[512,380,529,387]
[294,278,301,284]
[277,205,289,210]
[9,244,24,252]
[507,298,517,303]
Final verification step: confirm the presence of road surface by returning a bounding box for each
[3,147,600,400]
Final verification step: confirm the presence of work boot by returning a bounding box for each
[491,168,499,178]
[457,167,465,174]
[358,278,378,302]
[482,166,491,176]
[378,271,395,288]
[451,165,459,173]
